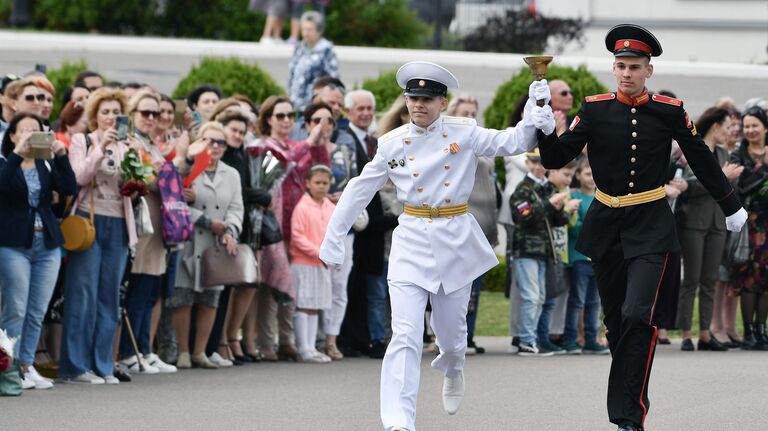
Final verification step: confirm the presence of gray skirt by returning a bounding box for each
[249,0,290,17]
[290,263,332,309]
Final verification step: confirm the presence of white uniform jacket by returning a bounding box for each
[320,114,538,294]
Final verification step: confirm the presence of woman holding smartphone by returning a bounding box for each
[0,112,76,389]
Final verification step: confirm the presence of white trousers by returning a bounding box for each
[380,281,471,431]
[322,233,354,336]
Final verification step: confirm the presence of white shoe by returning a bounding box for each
[24,366,54,389]
[21,376,36,390]
[62,371,105,384]
[465,346,476,356]
[119,355,159,374]
[208,352,233,368]
[442,371,464,415]
[103,375,120,385]
[145,353,178,373]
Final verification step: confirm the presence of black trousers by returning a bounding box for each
[593,245,669,428]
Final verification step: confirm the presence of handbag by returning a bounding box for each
[61,179,96,252]
[134,196,154,237]
[545,259,570,300]
[724,223,750,267]
[249,207,284,249]
[0,359,23,396]
[200,242,258,288]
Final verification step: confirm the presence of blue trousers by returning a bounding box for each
[563,260,601,344]
[0,232,61,365]
[119,273,162,356]
[366,263,389,343]
[514,258,546,345]
[59,214,128,378]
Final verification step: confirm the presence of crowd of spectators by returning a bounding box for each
[1,10,767,395]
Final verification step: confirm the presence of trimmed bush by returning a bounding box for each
[173,57,284,105]
[46,59,91,122]
[325,0,429,48]
[160,0,265,42]
[483,256,507,293]
[484,64,607,187]
[32,0,158,34]
[361,70,401,113]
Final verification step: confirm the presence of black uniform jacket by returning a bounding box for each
[538,89,742,261]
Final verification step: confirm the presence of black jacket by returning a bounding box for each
[0,153,77,249]
[221,145,272,245]
[538,91,741,260]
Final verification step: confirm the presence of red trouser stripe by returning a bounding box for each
[639,253,668,425]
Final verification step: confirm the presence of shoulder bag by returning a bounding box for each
[61,178,96,252]
[200,241,259,288]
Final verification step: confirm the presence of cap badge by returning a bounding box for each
[623,40,630,48]
[418,80,426,87]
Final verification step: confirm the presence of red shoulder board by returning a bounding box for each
[585,93,616,103]
[651,94,682,107]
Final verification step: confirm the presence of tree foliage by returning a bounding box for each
[463,8,584,54]
[46,59,91,121]
[173,57,284,105]
[325,0,429,48]
[361,70,401,113]
[32,0,158,34]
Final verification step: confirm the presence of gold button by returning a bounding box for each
[442,132,448,138]
[630,170,636,176]
[631,108,637,114]
[631,157,636,163]
[632,132,637,138]
[429,207,439,218]
[631,145,637,150]
[610,197,620,208]
[445,198,452,203]
[629,182,635,188]
[413,172,419,177]
[422,203,429,208]
[405,139,411,145]
[417,186,424,193]
[444,181,450,187]
[408,155,414,161]
[632,119,637,125]
[444,164,450,170]
[426,219,433,224]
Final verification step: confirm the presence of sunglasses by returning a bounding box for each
[309,116,334,126]
[559,90,574,97]
[205,137,227,147]
[273,112,296,121]
[24,94,46,102]
[137,110,160,119]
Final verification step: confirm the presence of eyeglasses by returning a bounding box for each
[273,112,296,121]
[24,94,46,103]
[309,116,334,126]
[137,110,160,119]
[205,137,227,147]
[559,90,574,97]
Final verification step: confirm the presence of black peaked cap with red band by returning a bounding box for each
[605,24,662,58]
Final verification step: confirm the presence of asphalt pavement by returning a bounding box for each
[4,336,766,431]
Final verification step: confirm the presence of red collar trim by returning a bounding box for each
[616,89,650,107]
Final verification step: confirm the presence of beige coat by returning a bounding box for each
[176,161,244,292]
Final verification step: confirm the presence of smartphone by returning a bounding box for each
[173,99,187,129]
[29,131,55,159]
[115,115,130,141]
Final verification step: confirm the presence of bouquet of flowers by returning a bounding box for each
[0,329,16,372]
[247,146,289,192]
[120,148,156,197]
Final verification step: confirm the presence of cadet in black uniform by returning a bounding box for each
[536,24,748,431]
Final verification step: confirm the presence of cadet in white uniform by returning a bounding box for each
[320,61,555,431]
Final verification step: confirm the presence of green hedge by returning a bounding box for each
[172,57,284,105]
[325,0,428,48]
[484,64,607,187]
[483,256,507,293]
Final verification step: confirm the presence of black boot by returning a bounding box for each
[755,323,768,351]
[741,323,758,350]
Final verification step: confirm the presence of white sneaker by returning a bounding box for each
[24,366,54,389]
[119,355,159,374]
[62,372,105,384]
[103,375,120,385]
[208,352,233,368]
[465,346,477,356]
[145,353,177,373]
[442,371,464,415]
[21,376,36,390]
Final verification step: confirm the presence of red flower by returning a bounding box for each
[0,350,10,372]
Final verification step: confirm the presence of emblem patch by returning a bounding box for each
[516,201,532,217]
[569,115,581,131]
[449,143,460,154]
[388,159,398,169]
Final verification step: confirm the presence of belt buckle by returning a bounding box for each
[429,207,440,218]
[610,196,621,208]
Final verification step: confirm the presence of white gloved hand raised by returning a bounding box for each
[530,105,556,135]
[726,207,748,232]
[528,79,551,106]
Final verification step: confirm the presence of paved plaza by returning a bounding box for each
[4,336,766,431]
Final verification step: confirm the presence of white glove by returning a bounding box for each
[725,207,748,232]
[352,209,369,232]
[530,105,556,135]
[528,79,551,106]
